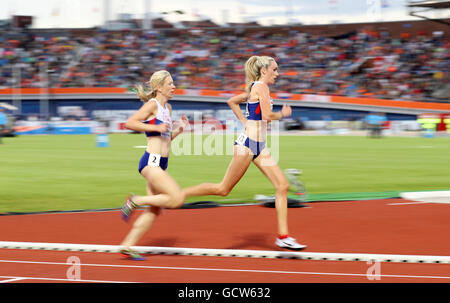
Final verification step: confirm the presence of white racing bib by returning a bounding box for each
[235,133,248,146]
[147,153,161,167]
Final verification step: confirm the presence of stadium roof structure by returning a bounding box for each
[407,0,450,25]
[134,17,174,29]
[227,21,261,27]
[179,19,219,28]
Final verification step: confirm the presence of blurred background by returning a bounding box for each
[0,0,449,212]
[0,0,448,134]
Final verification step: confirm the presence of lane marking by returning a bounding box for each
[0,260,449,281]
[0,277,26,283]
[0,274,132,283]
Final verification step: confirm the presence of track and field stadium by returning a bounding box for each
[0,1,449,296]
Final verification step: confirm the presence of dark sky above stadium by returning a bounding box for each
[1,0,441,28]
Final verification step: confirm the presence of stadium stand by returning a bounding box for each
[0,18,448,102]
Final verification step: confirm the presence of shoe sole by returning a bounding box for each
[276,243,307,251]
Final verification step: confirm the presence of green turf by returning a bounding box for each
[0,133,449,213]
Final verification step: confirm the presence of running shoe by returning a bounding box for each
[275,236,307,251]
[121,193,137,222]
[120,248,146,261]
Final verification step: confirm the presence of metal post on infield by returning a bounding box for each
[95,120,109,148]
[285,168,308,202]
[96,133,109,148]
[256,168,308,208]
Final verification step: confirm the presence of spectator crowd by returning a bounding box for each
[0,26,448,101]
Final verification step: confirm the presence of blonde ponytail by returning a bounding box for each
[134,70,171,102]
[134,84,154,102]
[244,56,274,92]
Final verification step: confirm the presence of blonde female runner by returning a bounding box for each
[183,56,306,251]
[120,70,188,260]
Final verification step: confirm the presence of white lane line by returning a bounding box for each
[0,275,133,283]
[0,259,449,281]
[0,277,26,283]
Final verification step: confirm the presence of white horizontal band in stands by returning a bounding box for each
[0,241,449,264]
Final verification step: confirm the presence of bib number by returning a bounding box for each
[236,133,248,145]
[147,153,161,167]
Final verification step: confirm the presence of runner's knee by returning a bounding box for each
[167,192,185,209]
[216,184,231,196]
[276,181,290,193]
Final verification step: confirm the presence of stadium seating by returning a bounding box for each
[0,24,447,102]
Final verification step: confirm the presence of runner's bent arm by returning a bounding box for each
[125,101,169,133]
[169,104,188,140]
[227,92,248,127]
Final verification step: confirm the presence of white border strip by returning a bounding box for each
[0,241,449,264]
[388,201,431,206]
[400,191,450,204]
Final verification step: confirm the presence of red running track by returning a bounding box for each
[0,199,449,283]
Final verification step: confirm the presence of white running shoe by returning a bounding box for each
[275,237,307,251]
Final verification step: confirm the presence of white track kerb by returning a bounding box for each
[400,191,450,204]
[0,241,449,264]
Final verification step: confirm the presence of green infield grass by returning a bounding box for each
[0,133,449,213]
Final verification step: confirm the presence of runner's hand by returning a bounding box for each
[281,104,292,118]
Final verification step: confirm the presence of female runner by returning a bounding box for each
[120,70,188,260]
[183,56,306,250]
